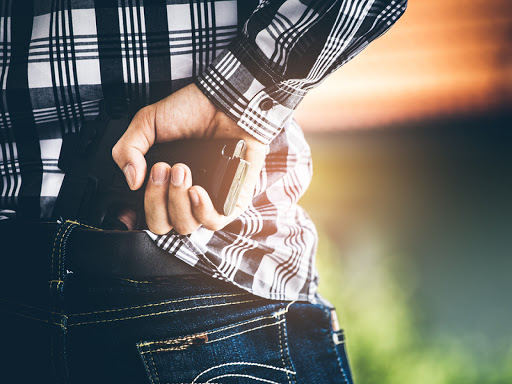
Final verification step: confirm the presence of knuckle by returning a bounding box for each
[134,106,150,120]
[148,223,172,235]
[111,143,121,162]
[173,223,193,235]
[203,220,224,232]
[136,106,155,129]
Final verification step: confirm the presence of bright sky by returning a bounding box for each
[294,0,512,131]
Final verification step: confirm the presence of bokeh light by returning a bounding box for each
[295,0,512,131]
[295,1,512,383]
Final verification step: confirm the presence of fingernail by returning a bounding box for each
[151,164,168,184]
[189,189,200,206]
[171,166,185,186]
[123,164,136,189]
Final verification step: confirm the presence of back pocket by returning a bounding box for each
[136,309,297,384]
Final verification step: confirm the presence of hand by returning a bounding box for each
[112,83,267,235]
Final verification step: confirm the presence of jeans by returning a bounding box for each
[0,221,353,384]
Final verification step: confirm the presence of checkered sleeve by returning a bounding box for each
[196,0,408,144]
[147,119,320,302]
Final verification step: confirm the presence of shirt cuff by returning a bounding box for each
[195,36,306,145]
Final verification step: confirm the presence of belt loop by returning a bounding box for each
[49,220,78,297]
[49,220,77,383]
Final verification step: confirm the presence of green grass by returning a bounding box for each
[300,126,512,383]
[315,228,512,384]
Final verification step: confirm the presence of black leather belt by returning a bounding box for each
[0,220,201,281]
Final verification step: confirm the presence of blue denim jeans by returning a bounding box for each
[0,222,353,384]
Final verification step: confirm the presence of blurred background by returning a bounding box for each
[294,0,512,383]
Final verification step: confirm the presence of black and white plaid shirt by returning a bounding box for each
[0,0,407,302]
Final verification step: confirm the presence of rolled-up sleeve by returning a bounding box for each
[196,0,408,144]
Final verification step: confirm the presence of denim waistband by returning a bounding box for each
[0,220,353,384]
[1,220,201,299]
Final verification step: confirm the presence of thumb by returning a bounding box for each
[112,106,156,190]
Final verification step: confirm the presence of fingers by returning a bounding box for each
[144,163,172,234]
[118,92,268,234]
[112,106,156,190]
[144,163,201,235]
[167,164,201,235]
[145,144,266,235]
[111,86,217,191]
[189,186,228,231]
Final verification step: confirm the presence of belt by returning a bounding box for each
[0,220,201,281]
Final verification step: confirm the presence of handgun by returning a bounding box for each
[53,108,250,229]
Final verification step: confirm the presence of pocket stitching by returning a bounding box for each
[72,292,250,317]
[138,344,162,384]
[147,350,161,384]
[192,362,296,384]
[68,298,262,327]
[137,308,289,350]
[208,317,285,345]
[136,305,297,383]
[137,344,155,384]
[278,312,297,384]
[196,372,282,384]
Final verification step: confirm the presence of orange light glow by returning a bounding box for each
[294,0,512,131]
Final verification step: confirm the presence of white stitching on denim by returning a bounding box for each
[48,220,99,289]
[147,351,161,384]
[49,221,76,290]
[139,317,256,348]
[192,362,296,383]
[65,219,104,231]
[139,333,208,353]
[205,373,280,383]
[139,319,285,353]
[57,222,76,283]
[50,221,66,283]
[138,333,207,349]
[119,278,150,284]
[134,305,296,348]
[138,346,155,384]
[72,293,249,316]
[199,313,281,340]
[280,309,296,384]
[68,299,262,327]
[140,346,186,354]
[274,301,295,318]
[271,308,287,318]
[277,315,291,384]
[205,319,285,345]
[337,346,350,384]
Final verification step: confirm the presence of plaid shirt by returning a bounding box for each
[0,0,407,302]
